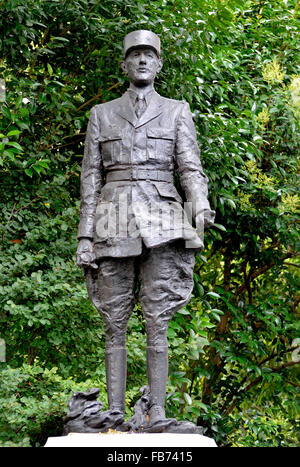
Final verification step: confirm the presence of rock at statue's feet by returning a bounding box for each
[63,387,205,435]
[86,409,124,430]
[63,389,127,434]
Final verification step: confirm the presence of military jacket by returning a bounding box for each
[78,90,214,258]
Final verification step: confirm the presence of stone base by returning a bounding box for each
[45,432,217,447]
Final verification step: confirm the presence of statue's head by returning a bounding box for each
[121,30,162,87]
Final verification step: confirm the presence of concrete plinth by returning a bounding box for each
[44,432,217,447]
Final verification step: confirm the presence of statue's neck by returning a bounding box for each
[129,82,155,95]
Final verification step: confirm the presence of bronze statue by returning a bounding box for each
[74,30,215,433]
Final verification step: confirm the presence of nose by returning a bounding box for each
[139,53,147,64]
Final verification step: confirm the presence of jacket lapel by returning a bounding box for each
[135,91,163,128]
[116,92,138,127]
[116,90,163,128]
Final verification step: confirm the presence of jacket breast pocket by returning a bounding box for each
[99,132,123,165]
[146,128,175,162]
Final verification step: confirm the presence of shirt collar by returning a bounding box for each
[127,88,154,107]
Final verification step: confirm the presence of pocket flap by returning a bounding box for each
[147,128,175,140]
[99,132,122,142]
[153,182,182,202]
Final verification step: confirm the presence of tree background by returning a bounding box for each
[0,0,299,447]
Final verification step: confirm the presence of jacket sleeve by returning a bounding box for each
[77,105,102,239]
[175,101,215,227]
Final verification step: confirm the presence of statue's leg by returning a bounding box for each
[139,242,195,425]
[97,257,136,415]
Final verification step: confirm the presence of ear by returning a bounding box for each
[121,60,128,74]
[157,58,163,74]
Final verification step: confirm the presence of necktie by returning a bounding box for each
[135,95,147,118]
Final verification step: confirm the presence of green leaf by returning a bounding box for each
[198,330,208,338]
[197,402,209,412]
[3,150,16,161]
[1,106,12,120]
[184,393,192,405]
[253,135,263,142]
[47,63,53,76]
[7,130,21,137]
[38,160,50,168]
[207,292,221,299]
[196,282,204,296]
[52,81,65,87]
[225,199,236,209]
[212,223,226,231]
[25,168,33,177]
[6,141,23,151]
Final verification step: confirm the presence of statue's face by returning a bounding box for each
[122,47,162,86]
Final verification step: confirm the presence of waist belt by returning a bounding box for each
[106,168,173,183]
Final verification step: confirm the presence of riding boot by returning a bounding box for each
[105,346,127,414]
[146,345,169,424]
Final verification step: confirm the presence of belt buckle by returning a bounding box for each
[131,167,137,181]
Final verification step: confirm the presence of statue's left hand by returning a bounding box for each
[195,209,216,231]
[76,238,98,270]
[203,209,216,230]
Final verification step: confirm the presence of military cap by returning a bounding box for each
[123,30,161,57]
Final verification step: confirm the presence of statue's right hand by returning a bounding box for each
[76,238,98,270]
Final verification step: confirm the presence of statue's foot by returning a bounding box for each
[146,405,176,433]
[148,405,166,425]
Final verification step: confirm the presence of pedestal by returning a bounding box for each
[44,432,217,447]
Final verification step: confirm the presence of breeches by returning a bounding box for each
[94,242,195,348]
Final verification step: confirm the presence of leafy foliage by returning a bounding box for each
[0,0,299,447]
[0,363,105,446]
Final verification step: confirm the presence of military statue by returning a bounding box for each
[73,30,215,432]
